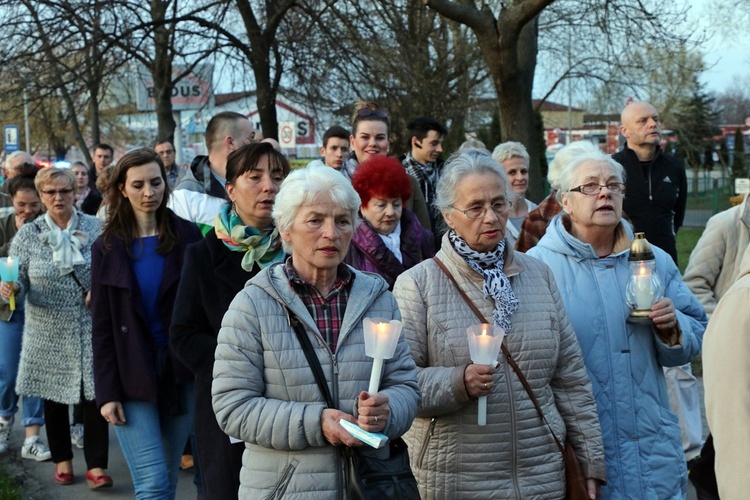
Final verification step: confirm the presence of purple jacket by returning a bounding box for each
[91,210,202,407]
[346,209,435,289]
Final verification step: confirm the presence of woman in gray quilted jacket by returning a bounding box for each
[212,164,420,498]
[392,149,606,499]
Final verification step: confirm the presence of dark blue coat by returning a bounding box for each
[90,210,202,407]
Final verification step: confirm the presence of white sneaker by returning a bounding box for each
[0,418,13,454]
[21,437,52,462]
[70,423,84,449]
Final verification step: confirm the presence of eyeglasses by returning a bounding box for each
[451,201,512,220]
[41,188,74,197]
[356,108,389,119]
[569,182,626,196]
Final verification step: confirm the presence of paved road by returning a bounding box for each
[0,380,710,499]
[0,409,197,499]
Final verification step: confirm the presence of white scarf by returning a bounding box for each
[40,212,88,276]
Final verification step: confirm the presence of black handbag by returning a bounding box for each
[287,310,420,500]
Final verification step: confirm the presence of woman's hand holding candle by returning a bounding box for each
[357,391,389,432]
[464,363,496,398]
[649,298,681,346]
[0,281,18,299]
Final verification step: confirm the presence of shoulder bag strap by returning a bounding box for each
[287,308,335,408]
[432,256,566,455]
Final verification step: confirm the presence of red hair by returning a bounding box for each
[351,156,412,207]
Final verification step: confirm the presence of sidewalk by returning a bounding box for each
[0,413,197,499]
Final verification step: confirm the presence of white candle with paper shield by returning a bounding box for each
[466,324,505,426]
[0,257,19,311]
[363,318,402,394]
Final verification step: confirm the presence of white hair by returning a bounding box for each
[5,151,33,170]
[557,153,626,202]
[272,164,361,253]
[547,141,602,190]
[435,148,508,213]
[491,141,530,166]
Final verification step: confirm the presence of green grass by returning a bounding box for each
[0,471,21,500]
[676,227,707,376]
[677,227,704,275]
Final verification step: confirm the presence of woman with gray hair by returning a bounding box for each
[211,164,420,498]
[491,141,537,250]
[516,141,601,252]
[527,152,706,498]
[393,148,605,499]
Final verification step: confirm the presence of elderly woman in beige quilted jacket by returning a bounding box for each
[393,149,605,499]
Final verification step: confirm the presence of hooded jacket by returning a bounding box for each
[393,233,605,499]
[528,215,707,499]
[212,263,420,499]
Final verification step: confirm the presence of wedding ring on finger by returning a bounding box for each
[374,416,379,423]
[484,382,488,389]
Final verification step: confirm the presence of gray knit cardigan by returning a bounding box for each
[12,213,102,404]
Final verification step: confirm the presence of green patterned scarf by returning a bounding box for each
[213,204,284,271]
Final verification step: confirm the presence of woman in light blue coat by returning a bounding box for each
[528,152,706,499]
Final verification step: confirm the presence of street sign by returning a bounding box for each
[4,125,19,153]
[279,121,296,149]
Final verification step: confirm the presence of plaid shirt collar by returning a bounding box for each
[284,257,355,353]
[285,257,354,292]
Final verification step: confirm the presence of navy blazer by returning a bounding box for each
[90,210,202,407]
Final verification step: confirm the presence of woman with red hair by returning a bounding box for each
[346,156,435,289]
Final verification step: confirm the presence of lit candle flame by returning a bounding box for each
[482,327,487,336]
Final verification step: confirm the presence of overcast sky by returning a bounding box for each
[691,0,750,93]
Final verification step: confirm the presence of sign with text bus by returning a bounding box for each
[136,64,213,111]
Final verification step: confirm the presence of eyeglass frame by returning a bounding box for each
[40,187,75,197]
[568,182,626,196]
[450,200,513,220]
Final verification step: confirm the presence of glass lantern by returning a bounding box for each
[625,233,664,324]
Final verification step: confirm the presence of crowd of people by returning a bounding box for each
[0,97,738,500]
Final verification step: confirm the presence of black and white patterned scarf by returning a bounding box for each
[402,152,439,205]
[449,231,518,334]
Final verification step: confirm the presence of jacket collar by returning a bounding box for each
[437,232,524,283]
[253,262,389,350]
[205,229,256,292]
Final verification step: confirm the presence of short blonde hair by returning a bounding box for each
[35,168,76,193]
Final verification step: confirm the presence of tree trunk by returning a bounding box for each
[151,0,176,143]
[253,59,279,141]
[493,18,544,201]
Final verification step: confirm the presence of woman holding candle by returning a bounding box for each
[527,151,707,498]
[90,148,202,498]
[0,172,52,462]
[211,164,420,498]
[170,141,290,499]
[392,148,605,499]
[0,168,110,487]
[345,155,434,289]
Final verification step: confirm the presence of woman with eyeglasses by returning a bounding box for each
[392,149,605,499]
[528,152,706,498]
[340,101,432,232]
[0,168,111,488]
[345,155,434,289]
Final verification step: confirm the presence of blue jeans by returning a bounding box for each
[114,382,194,500]
[0,307,44,427]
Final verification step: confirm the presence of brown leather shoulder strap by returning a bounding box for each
[431,256,566,455]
